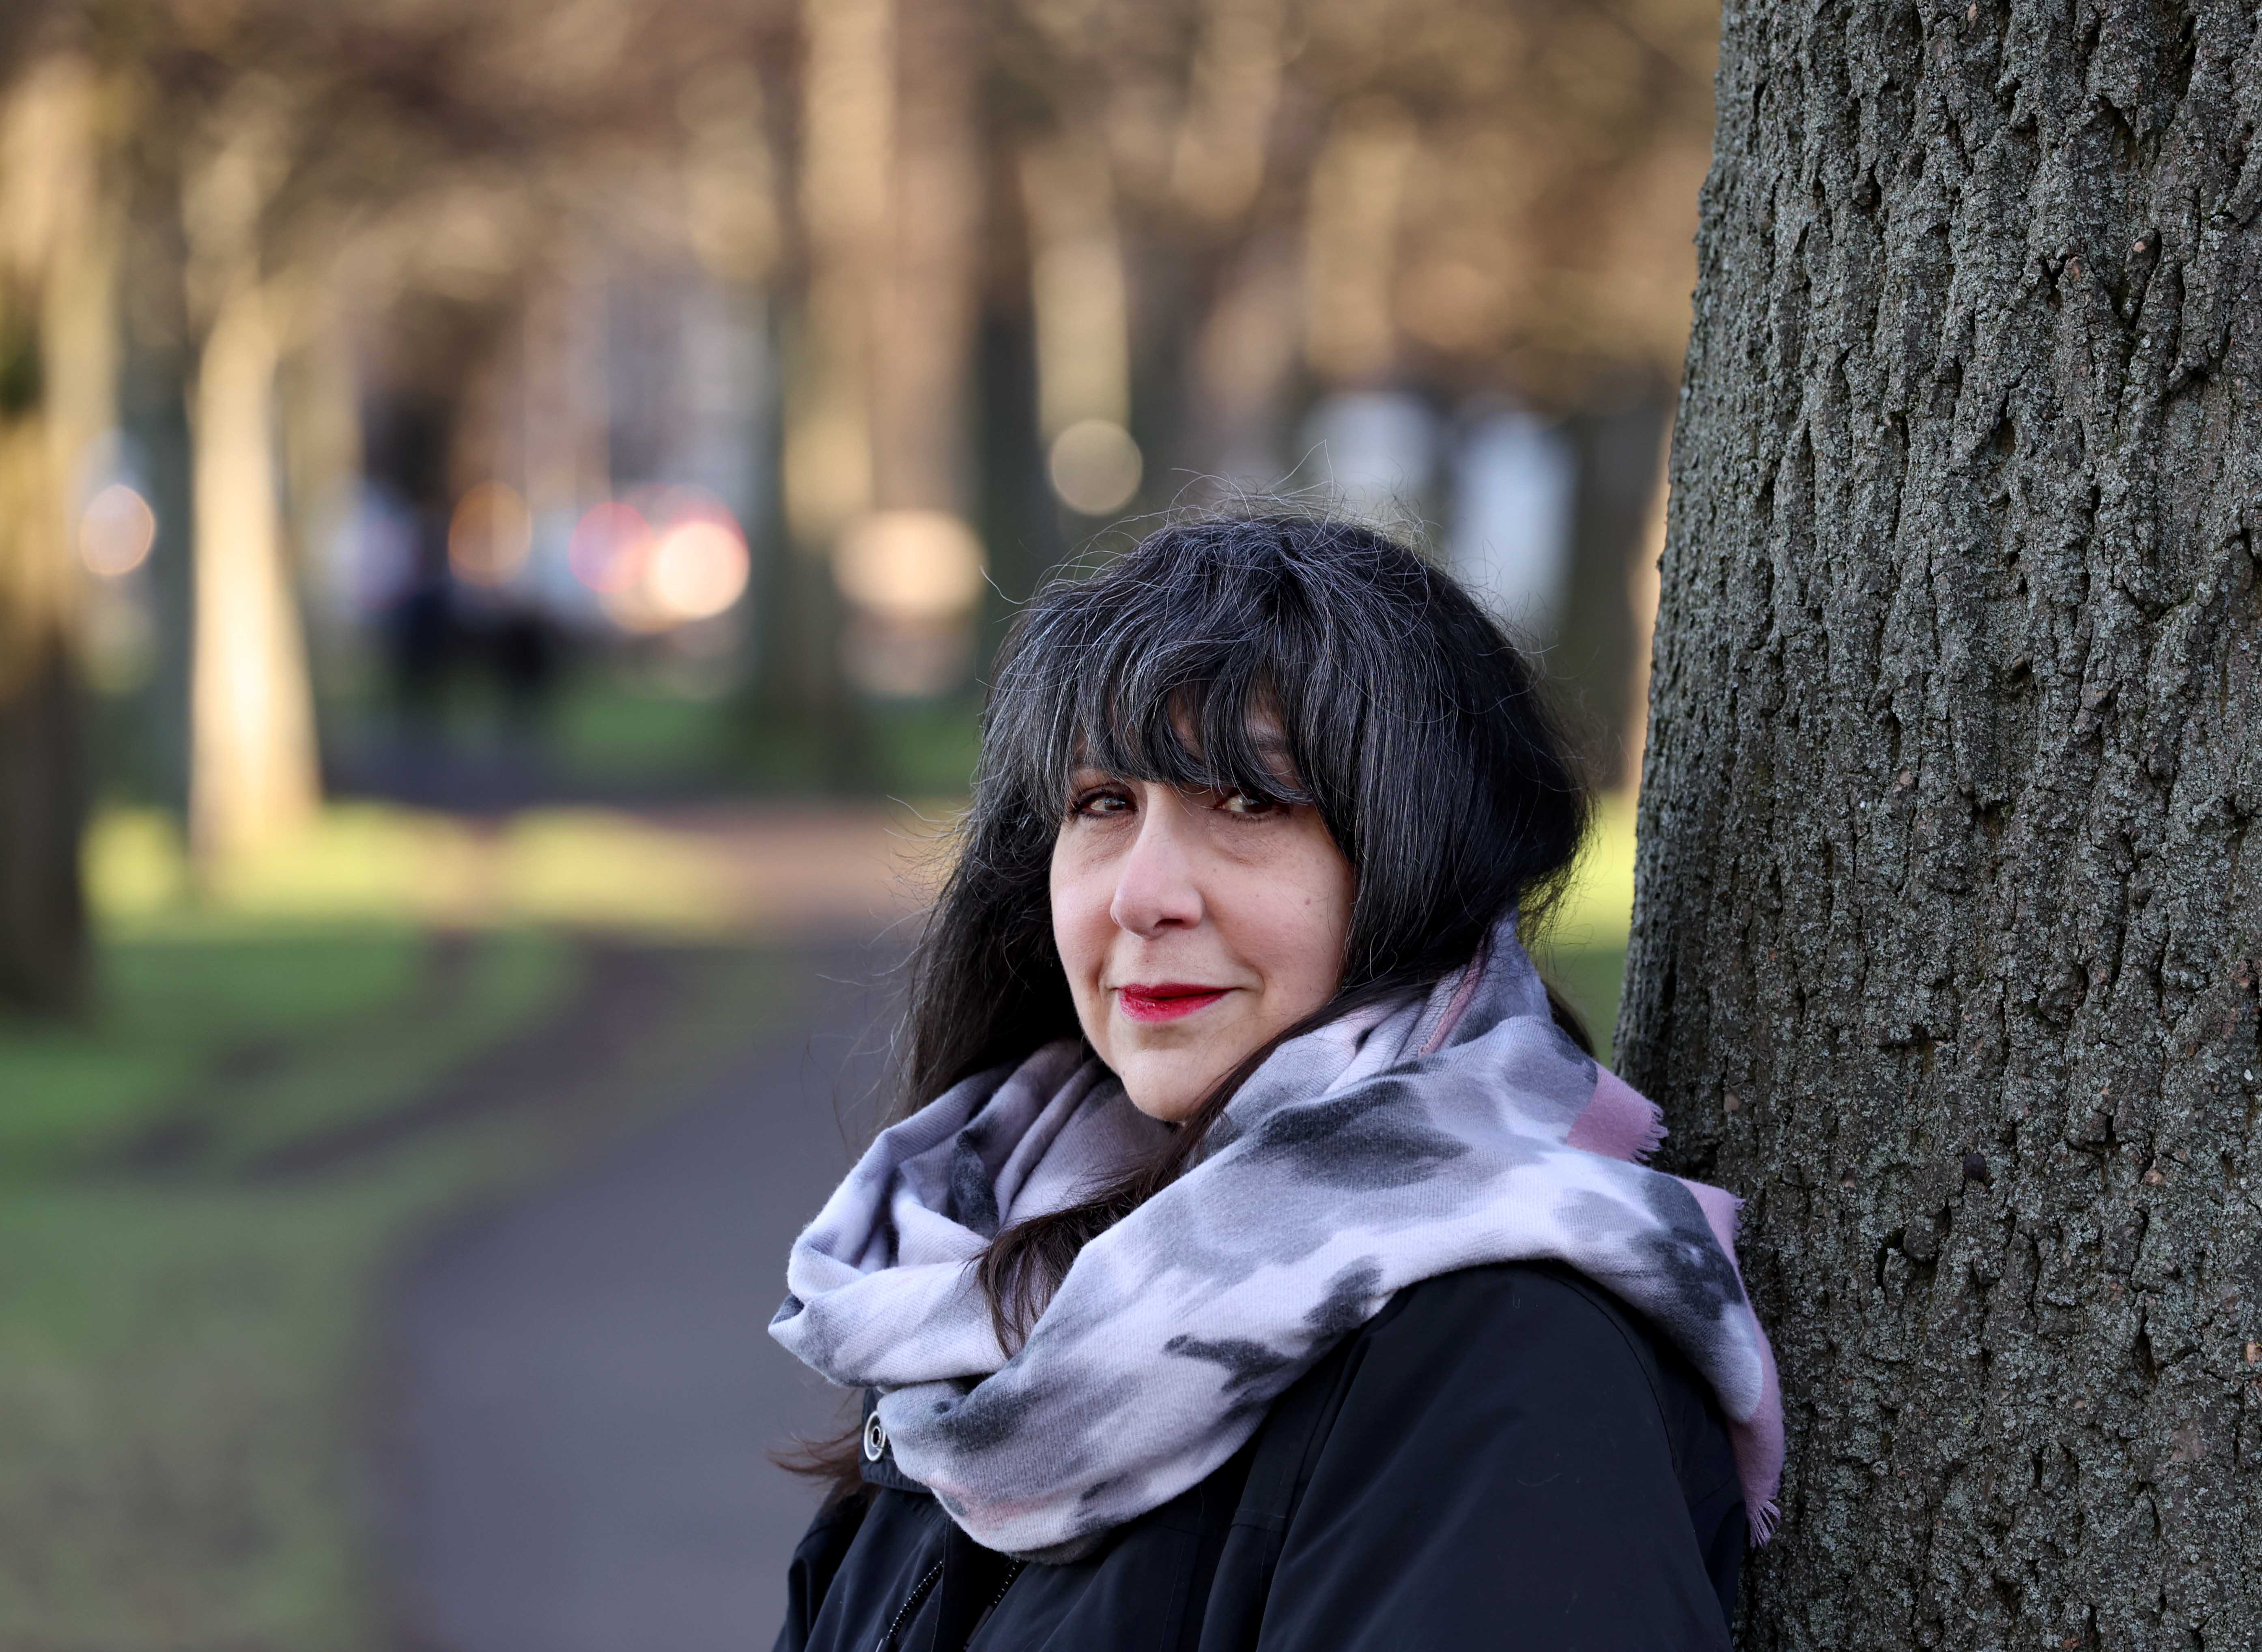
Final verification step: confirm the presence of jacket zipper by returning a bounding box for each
[874,1554,1024,1652]
[875,1559,943,1652]
[964,1560,1025,1647]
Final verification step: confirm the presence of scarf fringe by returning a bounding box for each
[1566,1067,1668,1164]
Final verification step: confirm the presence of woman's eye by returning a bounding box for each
[1071,789,1132,817]
[1218,789,1281,817]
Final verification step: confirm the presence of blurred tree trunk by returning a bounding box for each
[779,0,984,752]
[786,0,887,551]
[187,276,317,870]
[1019,133,1131,451]
[871,0,979,521]
[1558,401,1668,793]
[975,308,1052,616]
[0,52,114,1015]
[1301,99,1414,390]
[680,62,783,697]
[1167,0,1285,228]
[773,0,886,770]
[1173,230,1300,493]
[1621,3,2262,1646]
[181,88,318,873]
[0,396,86,1017]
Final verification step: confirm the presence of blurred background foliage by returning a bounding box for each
[0,0,1709,1644]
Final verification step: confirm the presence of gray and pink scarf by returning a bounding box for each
[771,915,1782,1560]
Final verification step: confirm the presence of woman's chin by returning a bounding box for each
[1117,1057,1227,1124]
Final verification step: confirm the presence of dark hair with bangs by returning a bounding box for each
[786,511,1591,1496]
[927,513,1587,1322]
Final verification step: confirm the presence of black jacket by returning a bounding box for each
[775,1261,1745,1652]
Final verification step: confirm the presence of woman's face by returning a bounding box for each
[1049,764,1355,1123]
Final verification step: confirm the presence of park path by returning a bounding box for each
[381,935,901,1652]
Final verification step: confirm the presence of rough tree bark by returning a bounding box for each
[1621,2,2262,1646]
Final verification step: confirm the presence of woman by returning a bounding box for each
[770,514,1781,1651]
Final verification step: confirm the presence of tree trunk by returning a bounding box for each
[784,0,886,556]
[781,0,985,720]
[872,0,979,519]
[1622,4,2262,1647]
[0,431,85,1017]
[0,51,111,1015]
[1020,132,1132,445]
[187,277,319,871]
[180,84,319,873]
[1172,230,1301,495]
[770,0,885,768]
[1301,100,1414,389]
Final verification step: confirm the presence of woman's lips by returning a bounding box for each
[1115,983,1231,1023]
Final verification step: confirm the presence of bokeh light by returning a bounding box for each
[646,519,749,622]
[568,501,655,596]
[78,483,157,578]
[833,510,986,621]
[448,482,533,587]
[569,493,747,631]
[1047,419,1142,515]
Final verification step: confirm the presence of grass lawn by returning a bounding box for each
[2,1174,448,1651]
[0,897,805,1652]
[0,927,568,1174]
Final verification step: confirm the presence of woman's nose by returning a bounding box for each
[1107,809,1203,935]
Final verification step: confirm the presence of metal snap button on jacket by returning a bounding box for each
[863,1411,889,1463]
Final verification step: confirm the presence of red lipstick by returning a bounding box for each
[1116,982,1229,1023]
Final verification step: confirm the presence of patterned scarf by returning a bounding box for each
[771,916,1782,1561]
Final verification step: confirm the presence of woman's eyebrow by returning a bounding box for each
[1240,725,1297,766]
[1241,735,1309,792]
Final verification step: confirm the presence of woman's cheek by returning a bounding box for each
[1273,846,1352,1010]
[1049,860,1111,1004]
